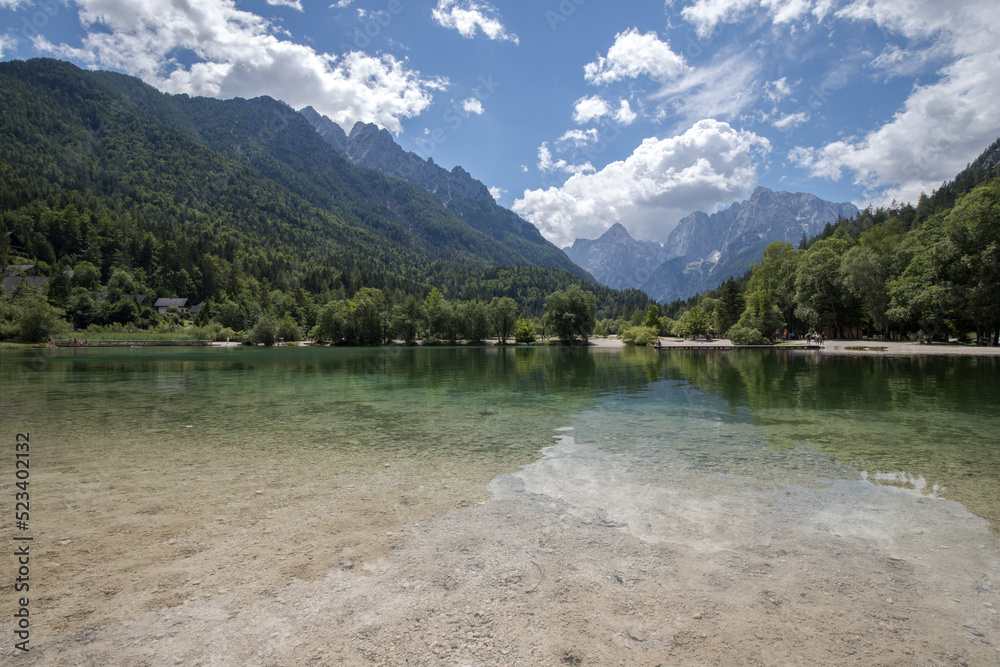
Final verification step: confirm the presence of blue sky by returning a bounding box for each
[1,0,998,246]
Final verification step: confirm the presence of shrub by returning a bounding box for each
[620,325,660,346]
[245,316,277,346]
[8,289,68,343]
[514,316,536,344]
[189,321,238,342]
[728,324,770,346]
[733,290,783,343]
[276,314,302,342]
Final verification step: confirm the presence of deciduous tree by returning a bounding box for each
[489,296,518,343]
[545,286,597,343]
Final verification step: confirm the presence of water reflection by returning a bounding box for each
[623,348,1000,531]
[2,345,999,531]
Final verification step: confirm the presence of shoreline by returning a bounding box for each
[12,337,997,356]
[607,336,1000,356]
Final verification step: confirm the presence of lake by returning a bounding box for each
[3,345,999,665]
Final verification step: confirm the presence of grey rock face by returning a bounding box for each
[567,187,859,302]
[299,106,347,155]
[564,224,669,291]
[300,110,494,208]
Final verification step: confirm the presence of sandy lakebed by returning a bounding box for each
[7,340,1000,666]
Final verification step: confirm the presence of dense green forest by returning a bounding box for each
[5,58,994,348]
[0,59,652,343]
[661,139,1000,345]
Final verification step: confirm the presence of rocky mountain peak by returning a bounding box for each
[297,113,494,207]
[345,121,401,171]
[445,164,492,202]
[570,187,859,302]
[297,107,575,272]
[298,106,347,155]
[564,223,667,291]
[347,121,393,146]
[602,223,634,242]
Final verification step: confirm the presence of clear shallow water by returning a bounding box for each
[1,346,626,470]
[2,345,999,531]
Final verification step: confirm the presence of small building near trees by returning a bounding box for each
[152,297,204,316]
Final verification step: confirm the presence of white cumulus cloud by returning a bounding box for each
[537,142,595,176]
[462,97,484,115]
[569,96,636,126]
[556,129,600,149]
[615,99,637,125]
[0,34,15,57]
[514,119,771,246]
[581,25,756,131]
[765,77,793,103]
[431,0,518,44]
[584,28,688,85]
[681,0,828,38]
[36,0,442,133]
[791,0,1000,205]
[572,96,611,124]
[680,0,756,38]
[265,0,303,11]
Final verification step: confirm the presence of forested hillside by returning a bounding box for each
[661,139,1000,345]
[0,59,651,342]
[299,110,580,278]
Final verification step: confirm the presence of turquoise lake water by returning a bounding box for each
[3,345,998,531]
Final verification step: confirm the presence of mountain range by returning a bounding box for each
[564,187,859,302]
[298,108,568,278]
[301,105,860,305]
[0,58,646,317]
[0,57,865,315]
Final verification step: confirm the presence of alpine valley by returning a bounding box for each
[564,187,859,303]
[301,100,862,306]
[0,58,657,323]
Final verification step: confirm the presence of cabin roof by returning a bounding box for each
[153,297,189,308]
[1,275,51,296]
